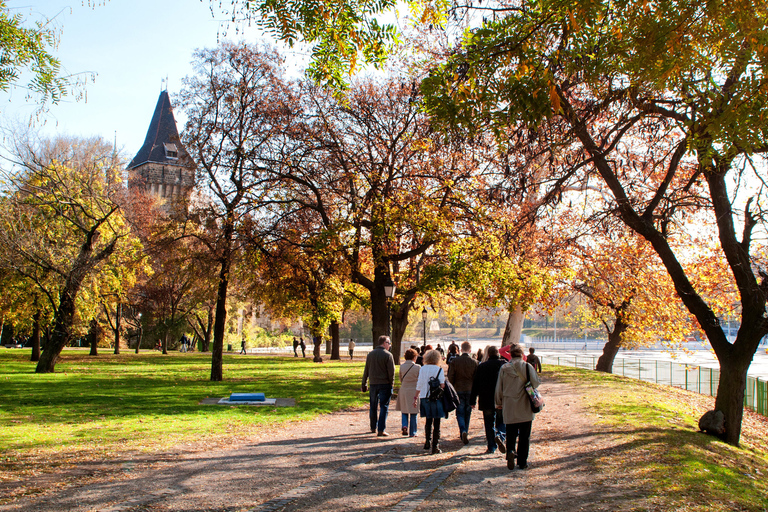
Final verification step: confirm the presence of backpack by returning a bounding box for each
[427,368,444,402]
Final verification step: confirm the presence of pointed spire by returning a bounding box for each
[127,91,194,170]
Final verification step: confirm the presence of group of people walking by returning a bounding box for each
[361,335,542,470]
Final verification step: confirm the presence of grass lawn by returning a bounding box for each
[0,348,368,481]
[556,366,768,511]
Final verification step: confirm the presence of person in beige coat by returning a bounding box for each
[495,345,540,470]
[396,348,421,437]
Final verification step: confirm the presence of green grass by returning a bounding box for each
[0,348,367,472]
[553,366,768,512]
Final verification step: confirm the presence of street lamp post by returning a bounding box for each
[422,307,427,349]
[384,276,396,338]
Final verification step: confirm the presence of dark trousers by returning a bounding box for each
[482,409,506,451]
[425,417,441,447]
[506,421,533,467]
[369,384,392,433]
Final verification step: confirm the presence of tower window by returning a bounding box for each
[163,143,178,159]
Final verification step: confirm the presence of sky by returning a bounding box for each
[2,0,301,160]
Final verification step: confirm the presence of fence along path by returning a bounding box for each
[540,353,768,417]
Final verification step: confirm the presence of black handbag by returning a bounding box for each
[442,378,460,414]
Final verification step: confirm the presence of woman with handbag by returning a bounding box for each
[413,350,446,454]
[396,348,421,437]
[494,345,541,470]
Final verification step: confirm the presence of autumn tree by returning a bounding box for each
[568,230,697,372]
[178,42,296,380]
[418,0,768,445]
[0,136,145,373]
[255,78,489,362]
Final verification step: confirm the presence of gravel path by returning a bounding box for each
[1,375,645,512]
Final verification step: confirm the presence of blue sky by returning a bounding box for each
[3,0,301,160]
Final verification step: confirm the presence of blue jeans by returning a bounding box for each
[456,392,473,434]
[402,413,418,436]
[482,409,506,451]
[369,384,392,433]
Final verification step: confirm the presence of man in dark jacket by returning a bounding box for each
[471,345,507,454]
[448,341,478,444]
[361,335,396,436]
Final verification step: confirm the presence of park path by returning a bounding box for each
[2,377,645,512]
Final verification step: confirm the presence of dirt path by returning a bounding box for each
[1,376,646,512]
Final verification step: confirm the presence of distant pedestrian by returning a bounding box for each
[476,347,484,361]
[362,335,395,436]
[446,343,459,365]
[348,339,356,359]
[416,345,431,366]
[495,345,541,470]
[471,345,507,454]
[448,341,478,445]
[240,337,247,355]
[436,344,445,357]
[293,337,299,357]
[527,347,542,373]
[299,337,306,358]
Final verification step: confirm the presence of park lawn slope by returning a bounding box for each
[554,366,768,512]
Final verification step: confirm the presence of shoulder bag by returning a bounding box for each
[525,364,544,413]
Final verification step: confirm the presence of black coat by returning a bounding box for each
[471,356,507,410]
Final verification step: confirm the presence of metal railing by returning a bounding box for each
[541,354,768,417]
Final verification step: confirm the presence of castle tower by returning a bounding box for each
[127,91,195,199]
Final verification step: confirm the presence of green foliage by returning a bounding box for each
[0,0,68,108]
[221,0,399,90]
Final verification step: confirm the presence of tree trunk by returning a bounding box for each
[390,301,412,366]
[330,320,340,360]
[113,303,121,355]
[1,323,13,346]
[369,267,390,344]
[211,242,233,381]
[36,287,79,373]
[203,306,213,352]
[714,354,751,445]
[325,333,332,355]
[162,329,169,355]
[501,305,525,346]
[595,316,629,373]
[88,319,103,356]
[30,311,41,362]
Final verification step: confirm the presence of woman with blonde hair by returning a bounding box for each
[413,349,446,454]
[396,348,421,437]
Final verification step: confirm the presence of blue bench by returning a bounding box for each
[229,393,266,402]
